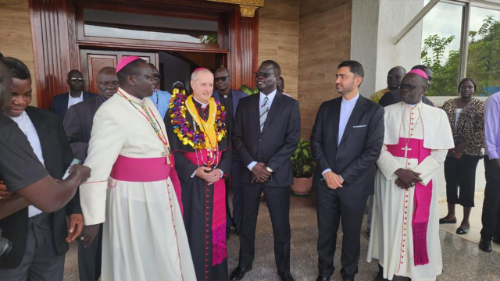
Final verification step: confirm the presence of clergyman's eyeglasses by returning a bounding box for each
[70,78,84,82]
[215,76,230,82]
[400,83,419,91]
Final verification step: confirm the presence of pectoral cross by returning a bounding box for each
[402,145,412,158]
[162,147,171,165]
[207,149,213,168]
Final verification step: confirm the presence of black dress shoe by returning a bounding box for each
[479,238,492,253]
[343,276,355,281]
[279,272,295,281]
[230,266,252,281]
[375,265,389,281]
[315,275,330,281]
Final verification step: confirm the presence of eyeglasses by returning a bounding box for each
[387,75,402,79]
[215,76,230,82]
[70,78,84,82]
[400,83,419,91]
[254,72,275,78]
[133,74,155,81]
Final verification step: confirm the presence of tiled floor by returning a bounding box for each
[63,189,500,281]
[438,191,500,254]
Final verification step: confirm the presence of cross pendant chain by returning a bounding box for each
[402,145,412,158]
[162,147,171,165]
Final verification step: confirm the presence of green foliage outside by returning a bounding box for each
[421,16,500,96]
[240,85,259,96]
[199,34,217,44]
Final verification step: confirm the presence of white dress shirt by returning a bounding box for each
[247,90,278,171]
[322,93,360,176]
[67,92,84,108]
[9,111,44,217]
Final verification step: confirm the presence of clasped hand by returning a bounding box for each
[195,167,221,185]
[395,168,422,189]
[251,162,271,183]
[324,171,344,190]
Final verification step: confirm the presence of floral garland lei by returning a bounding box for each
[169,88,227,150]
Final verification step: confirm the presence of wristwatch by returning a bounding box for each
[266,167,273,173]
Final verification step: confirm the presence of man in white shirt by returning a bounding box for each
[51,70,97,119]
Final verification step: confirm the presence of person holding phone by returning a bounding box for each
[0,57,86,280]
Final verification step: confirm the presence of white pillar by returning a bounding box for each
[351,0,425,97]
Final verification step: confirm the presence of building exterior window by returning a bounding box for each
[421,0,500,98]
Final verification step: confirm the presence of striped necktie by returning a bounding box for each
[260,97,269,132]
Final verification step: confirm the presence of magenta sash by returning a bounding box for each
[182,150,227,266]
[110,155,183,214]
[387,138,432,266]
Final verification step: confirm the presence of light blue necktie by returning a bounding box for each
[260,97,269,132]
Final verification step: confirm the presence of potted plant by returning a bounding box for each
[290,139,316,196]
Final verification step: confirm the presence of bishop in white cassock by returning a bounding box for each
[79,57,195,281]
[367,70,454,281]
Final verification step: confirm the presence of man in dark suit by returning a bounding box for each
[63,66,118,281]
[311,60,384,281]
[0,57,83,280]
[379,65,434,107]
[212,66,248,236]
[231,60,300,281]
[52,70,97,119]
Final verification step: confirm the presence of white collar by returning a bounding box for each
[69,91,83,98]
[342,93,360,103]
[260,89,277,101]
[192,96,209,108]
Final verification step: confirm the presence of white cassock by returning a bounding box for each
[367,102,454,281]
[80,89,196,281]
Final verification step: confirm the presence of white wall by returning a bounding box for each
[351,0,424,97]
[350,0,380,97]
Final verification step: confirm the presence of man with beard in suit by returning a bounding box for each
[311,60,384,281]
[231,60,300,281]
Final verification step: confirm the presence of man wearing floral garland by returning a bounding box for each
[165,68,232,281]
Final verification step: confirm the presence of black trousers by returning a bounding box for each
[444,154,482,207]
[316,181,368,280]
[226,159,242,230]
[238,182,291,275]
[481,156,500,240]
[78,224,103,281]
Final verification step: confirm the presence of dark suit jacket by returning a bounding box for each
[311,95,384,197]
[0,106,81,269]
[379,89,434,107]
[63,96,105,161]
[213,89,247,162]
[233,91,301,187]
[52,91,98,119]
[212,89,248,118]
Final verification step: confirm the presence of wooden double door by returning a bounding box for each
[80,49,157,94]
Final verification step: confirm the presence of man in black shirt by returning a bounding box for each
[379,65,435,107]
[0,57,90,217]
[213,67,248,235]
